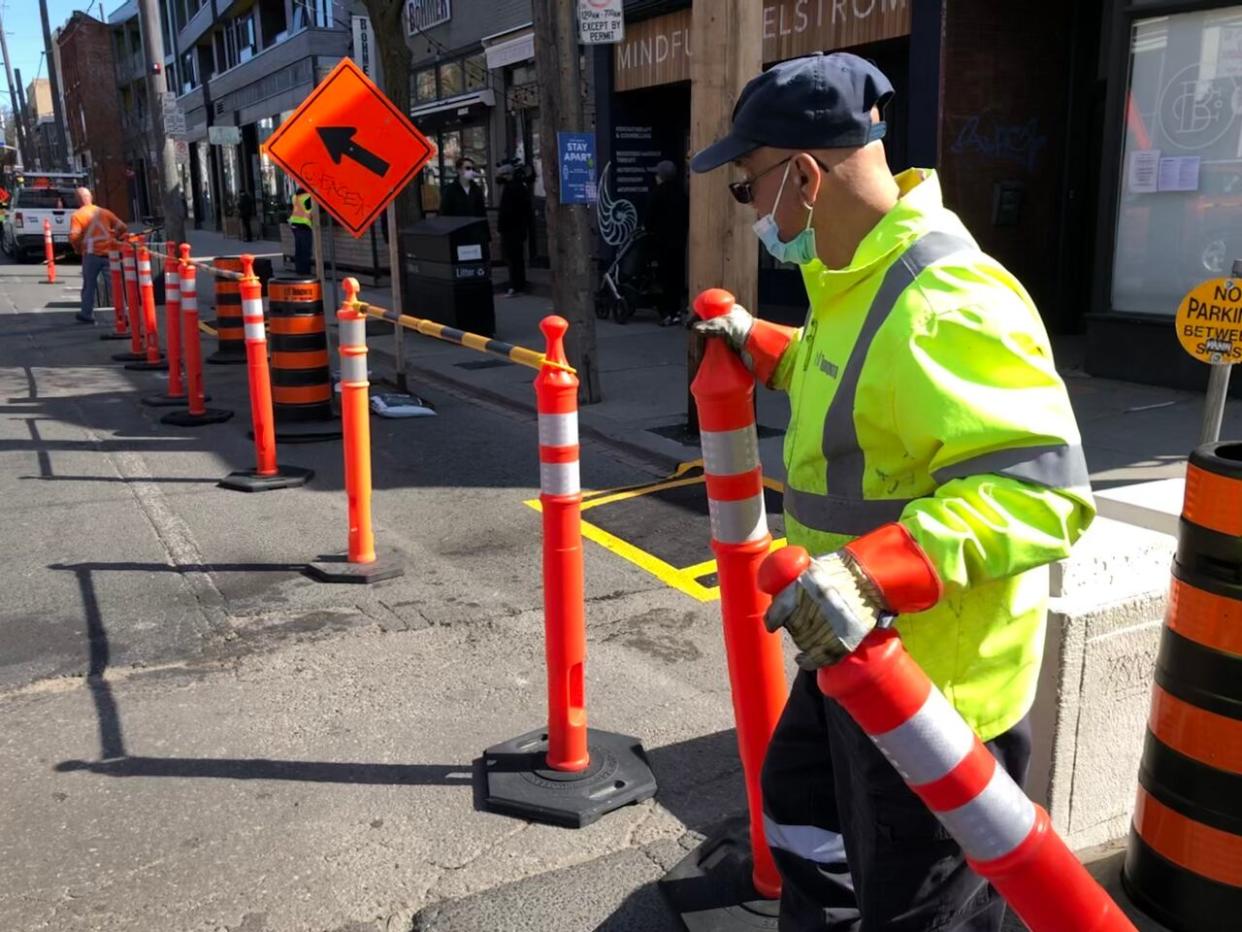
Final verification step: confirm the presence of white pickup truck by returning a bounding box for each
[1,185,81,262]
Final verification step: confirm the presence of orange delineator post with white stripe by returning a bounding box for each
[43,219,55,284]
[757,547,1135,932]
[125,244,167,371]
[111,241,146,362]
[100,244,130,341]
[142,243,187,405]
[308,278,399,579]
[687,288,788,900]
[218,255,312,493]
[480,315,656,829]
[535,316,589,772]
[160,246,233,427]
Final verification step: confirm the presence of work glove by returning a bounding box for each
[690,302,754,355]
[765,523,943,669]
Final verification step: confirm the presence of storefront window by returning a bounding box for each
[221,144,240,216]
[195,141,215,228]
[439,60,463,99]
[1113,7,1242,314]
[415,68,437,102]
[256,116,280,224]
[464,53,488,91]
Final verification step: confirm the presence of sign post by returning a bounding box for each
[578,0,624,44]
[1174,261,1242,444]
[261,57,436,239]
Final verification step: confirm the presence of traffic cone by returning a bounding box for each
[124,243,167,371]
[161,246,233,427]
[43,219,55,284]
[143,243,189,406]
[99,245,131,341]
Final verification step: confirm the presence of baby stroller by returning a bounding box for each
[595,229,660,324]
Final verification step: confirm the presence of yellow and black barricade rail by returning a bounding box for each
[361,303,575,374]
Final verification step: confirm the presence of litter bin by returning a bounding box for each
[401,216,495,337]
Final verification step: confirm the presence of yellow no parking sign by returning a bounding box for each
[1175,278,1242,365]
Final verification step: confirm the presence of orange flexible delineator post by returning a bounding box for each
[99,245,131,342]
[43,219,55,284]
[110,242,147,362]
[659,288,788,925]
[308,277,401,583]
[219,254,312,493]
[161,247,233,427]
[124,244,167,372]
[142,243,188,405]
[757,548,1135,932]
[481,315,657,829]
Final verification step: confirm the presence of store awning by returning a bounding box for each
[409,88,497,120]
[483,29,534,71]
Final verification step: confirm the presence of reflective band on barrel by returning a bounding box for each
[701,426,759,477]
[340,354,367,383]
[541,461,580,496]
[708,495,767,544]
[340,318,366,348]
[538,413,578,448]
[871,687,976,786]
[934,766,1036,862]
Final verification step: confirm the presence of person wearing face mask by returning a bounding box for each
[439,156,489,230]
[690,53,1095,931]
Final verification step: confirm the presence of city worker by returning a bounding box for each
[68,186,128,325]
[290,186,313,274]
[691,53,1095,931]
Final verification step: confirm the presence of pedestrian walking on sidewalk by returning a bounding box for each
[238,189,255,242]
[691,53,1097,931]
[290,187,313,275]
[497,162,530,296]
[648,160,688,326]
[68,187,128,325]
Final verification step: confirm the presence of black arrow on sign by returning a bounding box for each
[316,126,390,178]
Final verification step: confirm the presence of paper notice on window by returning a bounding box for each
[1157,156,1201,192]
[1128,149,1160,193]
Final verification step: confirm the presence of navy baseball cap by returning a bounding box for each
[690,53,894,173]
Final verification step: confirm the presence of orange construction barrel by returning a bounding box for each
[207,256,247,364]
[268,275,341,442]
[1123,441,1242,932]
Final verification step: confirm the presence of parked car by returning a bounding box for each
[1,186,81,262]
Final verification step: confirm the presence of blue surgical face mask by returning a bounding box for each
[752,159,818,266]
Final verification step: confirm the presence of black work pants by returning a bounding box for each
[502,233,527,292]
[292,225,313,275]
[761,670,1031,931]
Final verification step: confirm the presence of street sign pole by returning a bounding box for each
[1200,363,1232,445]
[386,201,406,391]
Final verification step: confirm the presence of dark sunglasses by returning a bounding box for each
[728,154,831,205]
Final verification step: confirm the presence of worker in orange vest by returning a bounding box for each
[69,187,128,324]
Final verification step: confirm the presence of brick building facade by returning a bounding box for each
[57,12,131,221]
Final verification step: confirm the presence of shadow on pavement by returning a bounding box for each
[54,756,474,786]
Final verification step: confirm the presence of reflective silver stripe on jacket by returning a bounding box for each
[930,443,1090,493]
[934,765,1036,863]
[870,686,976,786]
[701,426,758,476]
[763,815,848,865]
[787,232,974,536]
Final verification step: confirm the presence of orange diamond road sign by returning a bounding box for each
[262,57,436,238]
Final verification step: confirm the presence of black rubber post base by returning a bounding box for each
[218,464,314,492]
[111,350,146,362]
[124,358,168,372]
[659,816,781,932]
[206,351,247,365]
[100,331,131,341]
[480,728,658,829]
[306,551,404,584]
[161,408,234,427]
[142,392,207,408]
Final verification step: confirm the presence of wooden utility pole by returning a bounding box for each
[687,2,762,431]
[532,0,602,403]
[136,0,186,243]
[38,0,70,170]
[0,10,31,168]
